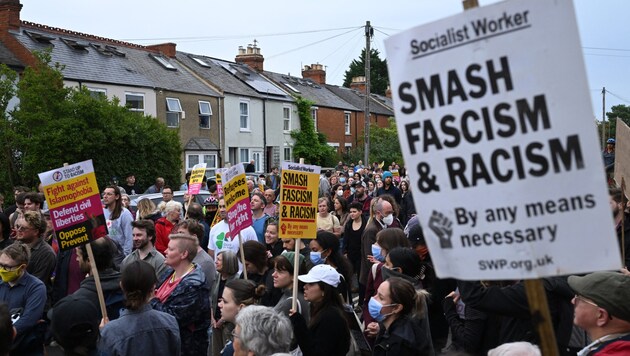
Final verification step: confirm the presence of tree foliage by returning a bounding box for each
[601,104,630,143]
[342,48,389,96]
[343,118,402,165]
[291,96,337,167]
[0,50,182,196]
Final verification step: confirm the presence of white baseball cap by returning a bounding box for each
[298,264,341,287]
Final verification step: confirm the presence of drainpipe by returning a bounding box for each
[262,96,267,172]
[219,96,223,167]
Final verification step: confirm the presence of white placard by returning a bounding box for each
[385,0,620,279]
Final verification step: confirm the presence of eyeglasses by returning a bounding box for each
[0,263,21,270]
[574,295,599,308]
[15,225,33,231]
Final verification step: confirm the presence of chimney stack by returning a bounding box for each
[235,41,264,72]
[146,43,177,58]
[385,85,392,99]
[350,76,367,94]
[302,63,326,85]
[0,0,22,31]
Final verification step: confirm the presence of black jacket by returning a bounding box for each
[457,277,575,355]
[373,316,435,356]
[290,306,350,356]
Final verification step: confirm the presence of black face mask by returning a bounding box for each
[381,266,405,281]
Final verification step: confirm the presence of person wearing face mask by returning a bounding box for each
[0,242,47,355]
[315,198,341,238]
[362,228,410,327]
[309,231,353,305]
[359,198,400,314]
[370,277,432,356]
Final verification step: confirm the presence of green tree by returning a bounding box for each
[369,118,402,164]
[601,104,630,143]
[342,48,389,96]
[291,96,337,167]
[343,118,402,166]
[0,50,182,195]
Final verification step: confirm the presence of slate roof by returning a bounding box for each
[176,51,293,102]
[12,23,220,97]
[184,137,219,151]
[263,71,358,111]
[370,93,394,111]
[0,41,23,68]
[326,85,393,116]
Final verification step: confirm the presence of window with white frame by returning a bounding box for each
[284,147,292,161]
[87,87,107,99]
[328,142,340,153]
[166,98,182,128]
[239,148,250,164]
[199,101,212,129]
[186,152,217,173]
[345,143,352,154]
[344,112,351,135]
[252,151,263,172]
[125,92,144,113]
[239,101,250,131]
[283,106,291,131]
[311,107,318,131]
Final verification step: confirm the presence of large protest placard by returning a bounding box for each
[222,164,252,236]
[279,162,320,239]
[39,160,107,251]
[385,0,620,279]
[187,163,207,195]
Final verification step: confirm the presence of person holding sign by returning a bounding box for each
[290,264,351,356]
[207,198,257,260]
[151,233,211,356]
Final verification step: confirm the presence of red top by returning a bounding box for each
[155,217,175,253]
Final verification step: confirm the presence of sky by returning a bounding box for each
[20,0,630,122]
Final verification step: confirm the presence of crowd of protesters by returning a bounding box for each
[0,155,628,356]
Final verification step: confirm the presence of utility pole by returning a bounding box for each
[602,87,606,146]
[364,21,373,166]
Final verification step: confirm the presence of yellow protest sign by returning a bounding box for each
[279,162,321,239]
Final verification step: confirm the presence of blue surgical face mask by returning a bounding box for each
[310,251,326,265]
[371,244,385,262]
[350,188,356,194]
[339,178,346,184]
[368,298,396,322]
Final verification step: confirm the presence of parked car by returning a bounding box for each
[129,190,211,214]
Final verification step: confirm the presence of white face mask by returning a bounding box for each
[382,214,394,226]
[260,179,266,186]
[336,190,343,197]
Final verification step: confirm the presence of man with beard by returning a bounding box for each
[610,188,630,268]
[376,171,402,206]
[207,198,257,260]
[121,220,167,279]
[349,180,372,219]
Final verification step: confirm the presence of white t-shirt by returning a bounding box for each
[208,220,258,254]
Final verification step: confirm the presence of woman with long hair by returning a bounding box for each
[371,277,432,355]
[136,198,161,222]
[272,253,310,351]
[211,251,240,356]
[333,196,349,229]
[242,240,281,306]
[218,279,266,356]
[363,228,410,325]
[309,231,353,304]
[264,218,283,258]
[399,180,416,227]
[290,264,351,356]
[99,261,181,355]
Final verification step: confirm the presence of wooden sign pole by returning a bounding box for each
[239,232,248,280]
[291,158,307,311]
